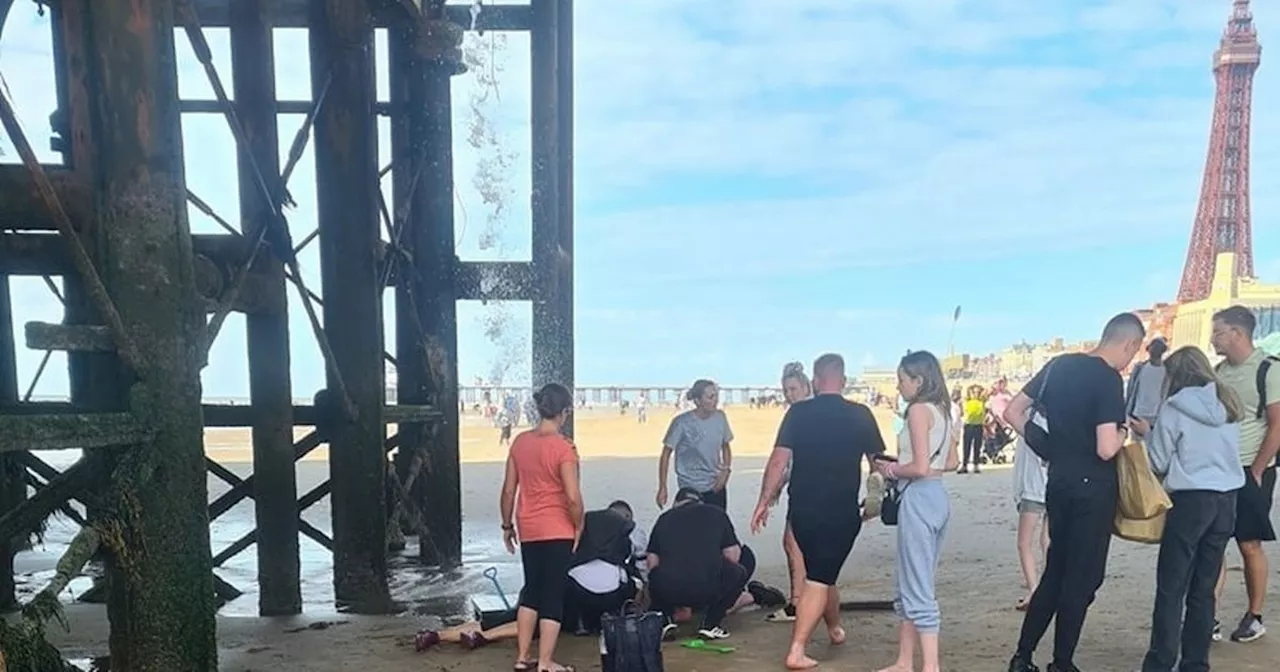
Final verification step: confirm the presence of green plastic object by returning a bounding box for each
[680,638,736,653]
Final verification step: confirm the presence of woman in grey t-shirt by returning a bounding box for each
[656,379,735,510]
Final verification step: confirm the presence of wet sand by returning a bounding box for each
[18,405,1280,670]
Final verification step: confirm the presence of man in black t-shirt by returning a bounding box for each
[1002,313,1143,672]
[646,488,756,640]
[751,353,887,670]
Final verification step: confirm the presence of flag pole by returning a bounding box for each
[948,305,962,357]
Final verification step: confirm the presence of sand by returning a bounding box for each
[26,405,1280,669]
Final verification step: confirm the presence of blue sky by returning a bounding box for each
[2,0,1279,397]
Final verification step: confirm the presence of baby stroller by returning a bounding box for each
[981,419,1015,465]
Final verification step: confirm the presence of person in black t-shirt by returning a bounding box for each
[751,353,887,670]
[646,488,756,640]
[1002,313,1144,672]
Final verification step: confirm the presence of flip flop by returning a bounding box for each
[514,661,536,671]
[538,665,577,672]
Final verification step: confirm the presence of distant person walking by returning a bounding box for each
[1130,346,1243,672]
[636,393,649,424]
[751,354,888,670]
[1210,305,1280,643]
[657,380,735,510]
[872,351,959,672]
[1003,312,1144,672]
[960,386,987,474]
[767,361,815,624]
[1126,337,1169,428]
[499,383,584,672]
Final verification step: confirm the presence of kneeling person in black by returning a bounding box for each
[647,488,755,640]
[565,501,643,634]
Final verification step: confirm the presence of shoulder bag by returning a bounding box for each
[1024,358,1058,462]
[881,407,949,526]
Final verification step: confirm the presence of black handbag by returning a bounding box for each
[881,410,949,526]
[1024,358,1058,462]
[600,601,665,672]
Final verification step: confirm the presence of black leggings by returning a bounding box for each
[962,425,983,467]
[565,578,637,633]
[518,539,574,623]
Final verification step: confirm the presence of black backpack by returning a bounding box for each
[1257,356,1278,420]
[1216,355,1278,420]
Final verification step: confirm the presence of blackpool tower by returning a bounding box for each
[1178,0,1262,303]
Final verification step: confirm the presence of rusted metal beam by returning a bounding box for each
[179,99,394,116]
[0,165,91,231]
[2,231,537,301]
[0,413,153,452]
[228,0,301,618]
[191,0,532,30]
[310,0,391,612]
[24,322,114,352]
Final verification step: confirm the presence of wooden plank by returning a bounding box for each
[0,413,152,452]
[24,322,115,352]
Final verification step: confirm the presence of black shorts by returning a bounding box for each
[788,511,860,586]
[1235,466,1277,543]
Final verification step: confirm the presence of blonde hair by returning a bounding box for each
[1162,346,1244,423]
[781,361,811,393]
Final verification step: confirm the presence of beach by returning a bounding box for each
[14,404,1280,670]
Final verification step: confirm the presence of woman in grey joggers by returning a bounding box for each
[873,351,960,672]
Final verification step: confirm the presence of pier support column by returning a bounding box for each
[389,4,464,568]
[309,0,391,610]
[230,0,302,616]
[530,0,575,436]
[0,275,20,612]
[82,0,217,667]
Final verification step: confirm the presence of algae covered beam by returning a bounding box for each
[0,413,152,453]
[309,0,392,611]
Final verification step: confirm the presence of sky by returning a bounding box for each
[2,0,1280,398]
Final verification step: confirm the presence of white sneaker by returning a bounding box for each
[697,626,730,640]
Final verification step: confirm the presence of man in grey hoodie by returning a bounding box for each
[1126,337,1168,427]
[1133,348,1245,672]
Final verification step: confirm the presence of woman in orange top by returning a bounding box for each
[500,382,584,672]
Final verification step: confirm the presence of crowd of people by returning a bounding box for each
[425,304,1276,672]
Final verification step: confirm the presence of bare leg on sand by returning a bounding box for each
[786,580,843,669]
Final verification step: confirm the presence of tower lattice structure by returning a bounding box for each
[1179,0,1262,303]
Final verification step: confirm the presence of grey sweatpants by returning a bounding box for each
[893,477,950,633]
